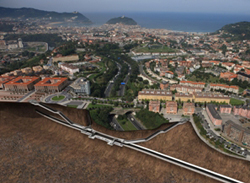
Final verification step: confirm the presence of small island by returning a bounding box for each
[106,16,137,25]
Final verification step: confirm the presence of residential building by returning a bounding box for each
[194,92,230,103]
[166,101,177,114]
[165,71,174,78]
[34,77,68,93]
[170,84,203,94]
[183,102,195,115]
[233,106,250,119]
[175,93,193,102]
[220,72,237,81]
[70,77,90,95]
[180,80,205,88]
[32,66,44,73]
[160,81,169,90]
[21,67,33,75]
[60,63,79,75]
[149,100,161,113]
[4,76,40,92]
[220,105,232,114]
[237,72,250,83]
[138,89,172,101]
[209,83,239,94]
[206,104,222,126]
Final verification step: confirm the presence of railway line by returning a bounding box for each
[30,101,243,183]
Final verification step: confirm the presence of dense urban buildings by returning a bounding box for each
[233,106,250,119]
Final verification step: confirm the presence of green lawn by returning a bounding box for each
[67,105,78,108]
[51,95,65,101]
[116,117,137,131]
[230,98,245,106]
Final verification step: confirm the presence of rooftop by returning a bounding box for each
[139,89,172,96]
[35,77,67,87]
[5,76,40,86]
[207,104,222,120]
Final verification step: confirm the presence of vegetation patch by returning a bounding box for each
[135,109,169,129]
[89,107,113,129]
[51,95,65,101]
[230,98,244,106]
[116,115,137,131]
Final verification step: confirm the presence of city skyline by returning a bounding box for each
[1,0,250,15]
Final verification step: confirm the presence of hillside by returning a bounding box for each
[1,102,250,182]
[106,16,137,25]
[0,7,91,23]
[217,21,250,40]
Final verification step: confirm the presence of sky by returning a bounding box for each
[1,0,250,14]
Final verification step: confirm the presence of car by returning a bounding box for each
[131,118,134,121]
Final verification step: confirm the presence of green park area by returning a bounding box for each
[135,109,169,129]
[52,95,65,101]
[230,98,245,106]
[116,115,137,131]
[134,44,176,53]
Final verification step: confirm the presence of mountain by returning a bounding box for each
[0,7,92,23]
[106,16,137,25]
[216,21,250,40]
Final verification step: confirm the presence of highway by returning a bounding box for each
[30,101,244,183]
[104,62,121,98]
[127,113,145,130]
[119,61,131,97]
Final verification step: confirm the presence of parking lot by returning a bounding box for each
[196,111,249,157]
[160,108,188,122]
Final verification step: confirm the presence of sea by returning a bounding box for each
[83,12,250,33]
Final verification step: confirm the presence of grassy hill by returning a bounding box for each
[106,16,137,25]
[217,21,250,40]
[0,7,91,23]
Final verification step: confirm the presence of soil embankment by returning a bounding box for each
[1,102,249,182]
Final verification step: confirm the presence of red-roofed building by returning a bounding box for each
[179,80,205,88]
[149,100,161,113]
[209,83,239,94]
[0,76,15,89]
[34,77,68,93]
[4,76,40,92]
[220,72,237,81]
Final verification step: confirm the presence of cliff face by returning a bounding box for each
[0,102,249,182]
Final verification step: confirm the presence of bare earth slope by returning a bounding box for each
[0,102,249,182]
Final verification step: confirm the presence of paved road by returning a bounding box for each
[127,113,145,130]
[111,116,124,131]
[139,64,158,84]
[17,90,35,102]
[119,62,131,97]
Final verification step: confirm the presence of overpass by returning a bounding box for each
[110,108,141,115]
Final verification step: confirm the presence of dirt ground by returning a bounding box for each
[0,102,249,183]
